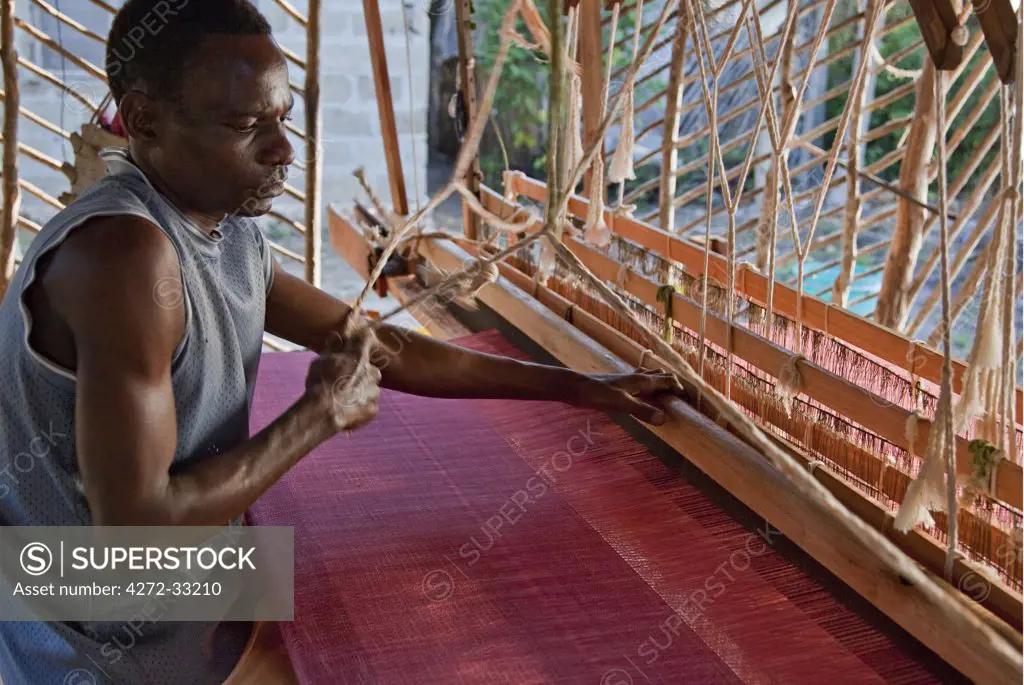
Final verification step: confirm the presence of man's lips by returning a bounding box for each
[255,180,286,199]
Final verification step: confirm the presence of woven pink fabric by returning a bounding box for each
[247,329,958,684]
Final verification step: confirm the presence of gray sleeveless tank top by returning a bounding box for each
[0,148,273,684]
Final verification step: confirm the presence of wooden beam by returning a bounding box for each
[362,0,408,217]
[1,0,20,303]
[454,0,481,240]
[417,235,1023,685]
[972,0,1018,84]
[658,4,688,233]
[905,0,964,70]
[304,0,323,286]
[505,171,1024,425]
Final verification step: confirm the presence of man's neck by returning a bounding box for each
[127,148,224,235]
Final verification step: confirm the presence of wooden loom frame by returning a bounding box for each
[0,0,1020,682]
[326,0,1023,683]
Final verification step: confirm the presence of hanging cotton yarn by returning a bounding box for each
[774,355,803,418]
[582,161,611,247]
[607,0,644,188]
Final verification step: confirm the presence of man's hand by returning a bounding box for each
[576,370,692,426]
[303,326,382,433]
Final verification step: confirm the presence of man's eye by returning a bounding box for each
[233,121,258,133]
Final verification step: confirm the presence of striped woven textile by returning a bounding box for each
[247,329,963,684]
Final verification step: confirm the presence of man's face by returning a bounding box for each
[144,34,295,219]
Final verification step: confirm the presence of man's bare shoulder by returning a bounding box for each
[40,214,186,365]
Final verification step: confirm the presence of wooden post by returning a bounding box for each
[362,0,409,217]
[658,3,689,233]
[304,0,323,287]
[0,0,19,303]
[832,0,879,307]
[875,59,937,330]
[578,0,604,196]
[454,0,481,240]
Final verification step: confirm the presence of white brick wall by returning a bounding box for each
[3,0,431,276]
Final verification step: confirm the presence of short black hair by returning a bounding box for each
[106,0,272,106]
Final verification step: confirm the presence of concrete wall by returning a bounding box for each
[4,0,431,275]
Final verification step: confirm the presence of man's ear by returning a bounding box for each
[117,89,159,141]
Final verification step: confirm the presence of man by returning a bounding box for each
[0,1,687,682]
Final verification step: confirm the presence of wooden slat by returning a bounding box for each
[266,209,306,236]
[362,0,408,217]
[269,0,307,26]
[268,239,304,263]
[16,56,97,113]
[418,234,1022,685]
[14,17,106,81]
[28,0,106,44]
[505,172,1024,428]
[0,90,71,138]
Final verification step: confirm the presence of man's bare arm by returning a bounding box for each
[48,217,377,526]
[264,259,687,423]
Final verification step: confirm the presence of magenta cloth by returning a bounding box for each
[247,329,956,684]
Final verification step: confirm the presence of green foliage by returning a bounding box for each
[823,2,999,191]
[471,0,550,187]
[468,1,665,190]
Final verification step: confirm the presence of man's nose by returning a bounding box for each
[260,127,296,168]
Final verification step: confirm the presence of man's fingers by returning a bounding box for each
[623,395,666,426]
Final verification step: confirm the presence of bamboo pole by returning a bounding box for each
[28,0,106,44]
[658,10,689,234]
[267,209,306,236]
[14,17,106,81]
[362,0,408,217]
[268,240,304,263]
[875,59,937,329]
[0,0,18,303]
[16,57,97,113]
[304,0,322,286]
[269,0,308,26]
[83,0,115,13]
[16,177,62,210]
[0,91,70,138]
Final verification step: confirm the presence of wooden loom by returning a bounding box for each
[311,0,1023,683]
[0,0,1021,682]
